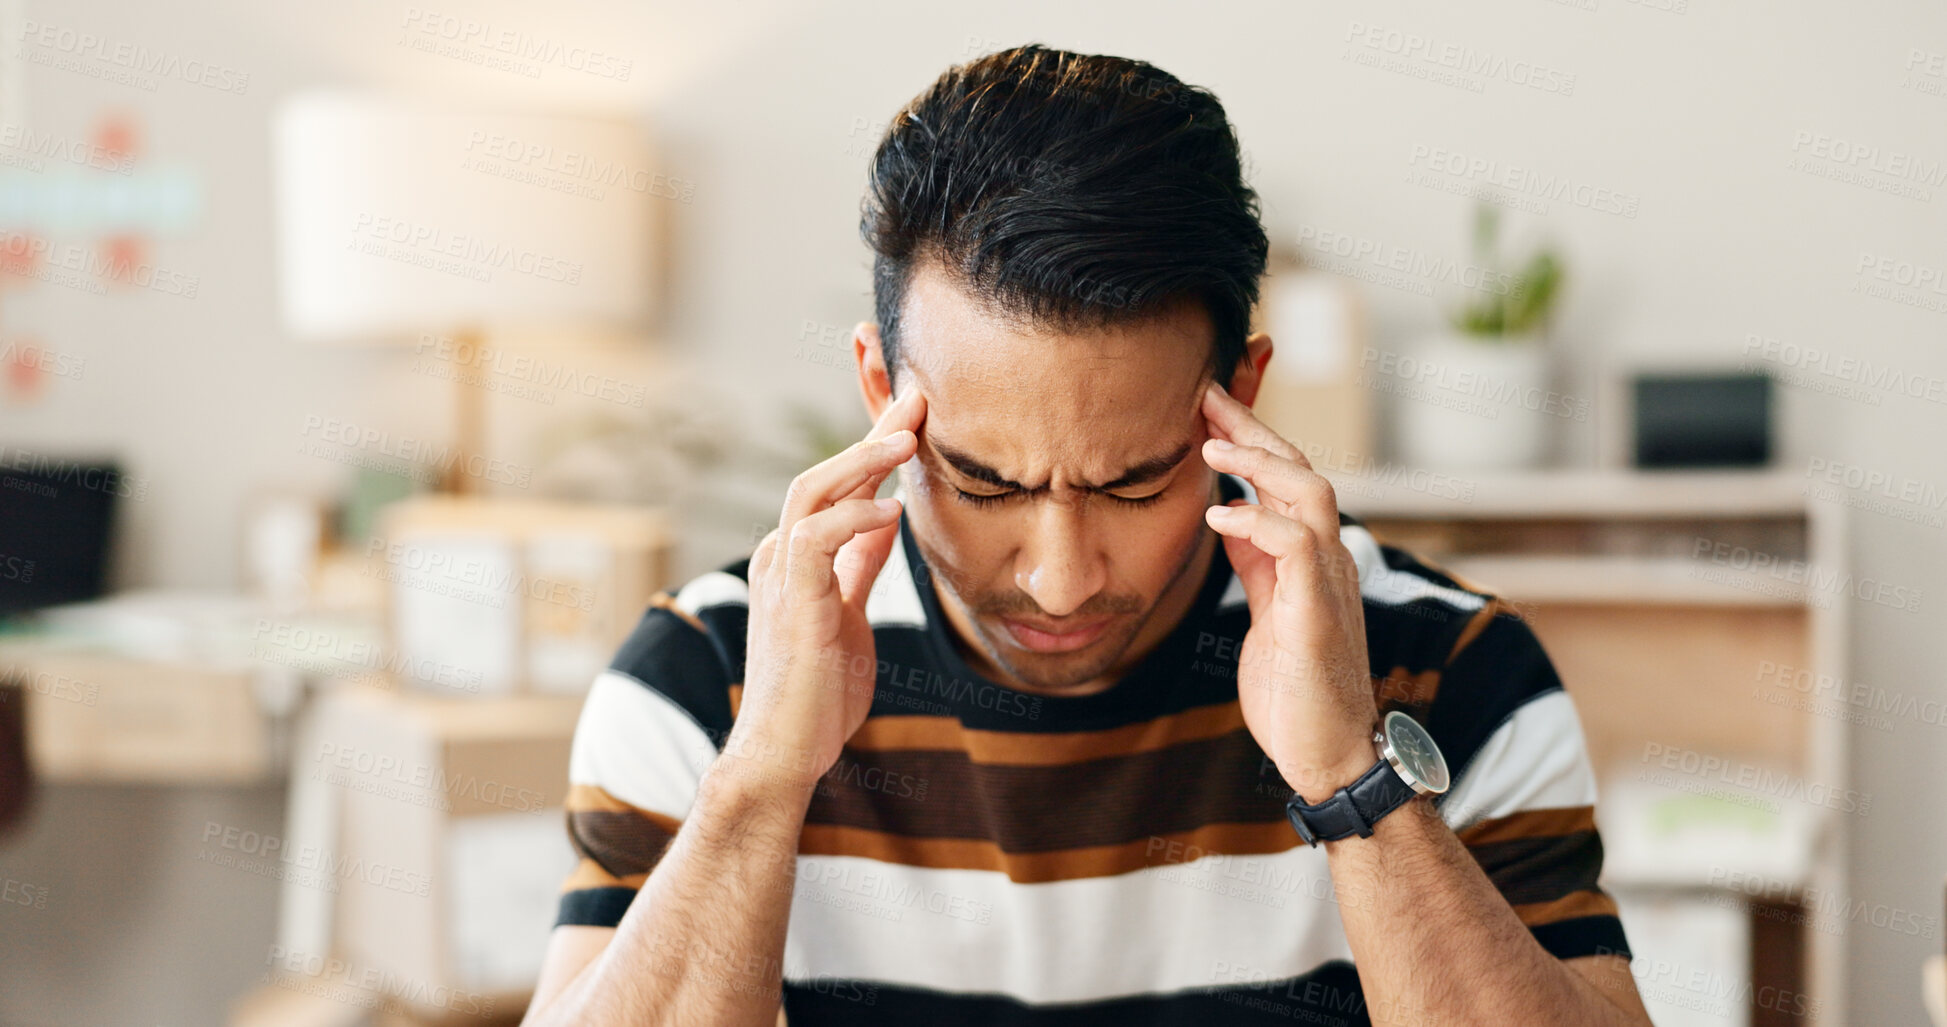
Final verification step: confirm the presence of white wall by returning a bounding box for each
[0,0,1940,1023]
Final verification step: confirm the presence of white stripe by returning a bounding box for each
[781,848,1350,1002]
[864,519,928,629]
[1437,688,1598,833]
[672,570,749,616]
[568,669,715,819]
[1217,573,1248,611]
[1342,524,1486,611]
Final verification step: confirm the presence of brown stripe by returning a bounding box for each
[725,692,1250,768]
[1511,889,1618,926]
[804,727,1287,852]
[1446,597,1522,664]
[851,701,1247,765]
[570,811,678,876]
[559,856,649,893]
[647,591,710,635]
[1457,806,1596,847]
[565,785,681,878]
[565,783,679,825]
[1373,665,1441,712]
[798,820,1299,883]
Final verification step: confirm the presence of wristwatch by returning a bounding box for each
[1283,710,1450,846]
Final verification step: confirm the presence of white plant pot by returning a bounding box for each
[1392,330,1553,471]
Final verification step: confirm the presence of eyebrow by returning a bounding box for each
[927,435,1195,492]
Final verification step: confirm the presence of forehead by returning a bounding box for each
[899,261,1213,475]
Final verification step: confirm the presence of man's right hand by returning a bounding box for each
[723,387,926,796]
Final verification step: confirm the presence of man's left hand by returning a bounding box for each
[1198,380,1379,803]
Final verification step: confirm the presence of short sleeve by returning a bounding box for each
[1433,611,1633,963]
[554,595,738,929]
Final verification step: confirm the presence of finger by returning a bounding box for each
[1201,438,1341,542]
[782,497,904,607]
[752,526,783,583]
[779,420,918,536]
[833,510,901,610]
[866,385,927,445]
[839,388,928,504]
[1204,503,1326,612]
[1201,380,1308,469]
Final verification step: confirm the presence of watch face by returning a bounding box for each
[1382,710,1450,794]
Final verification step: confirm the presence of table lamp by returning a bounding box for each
[270,90,659,493]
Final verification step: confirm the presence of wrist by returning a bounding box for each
[1279,736,1381,804]
[710,725,826,808]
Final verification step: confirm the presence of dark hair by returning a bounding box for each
[861,44,1268,390]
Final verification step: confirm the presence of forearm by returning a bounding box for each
[1325,797,1645,1027]
[526,751,813,1027]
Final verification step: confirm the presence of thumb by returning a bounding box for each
[836,516,901,610]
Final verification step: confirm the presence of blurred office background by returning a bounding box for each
[0,0,1942,1024]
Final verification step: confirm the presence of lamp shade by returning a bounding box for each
[271,91,659,344]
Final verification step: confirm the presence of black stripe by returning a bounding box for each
[805,726,1285,849]
[609,605,736,741]
[695,600,749,685]
[1361,600,1475,677]
[1467,829,1605,906]
[554,886,635,929]
[781,961,1372,1026]
[1427,614,1568,796]
[1349,513,1507,685]
[1532,914,1633,962]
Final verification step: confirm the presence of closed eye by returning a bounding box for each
[952,487,1165,508]
[953,487,1014,508]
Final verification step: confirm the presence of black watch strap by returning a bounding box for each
[1283,758,1418,846]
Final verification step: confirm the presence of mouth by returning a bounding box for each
[997,615,1115,654]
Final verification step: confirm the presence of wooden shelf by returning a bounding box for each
[1437,554,1823,607]
[1325,467,1812,520]
[1333,466,1850,1025]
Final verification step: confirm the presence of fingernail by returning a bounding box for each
[1207,438,1235,452]
[875,497,900,513]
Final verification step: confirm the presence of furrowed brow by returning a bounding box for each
[1098,440,1194,489]
[928,436,1194,492]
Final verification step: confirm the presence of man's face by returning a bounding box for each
[887,261,1222,693]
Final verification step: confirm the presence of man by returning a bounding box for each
[523,44,1651,1026]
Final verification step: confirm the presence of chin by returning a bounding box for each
[983,615,1145,693]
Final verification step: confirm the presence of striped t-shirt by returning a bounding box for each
[555,472,1630,1025]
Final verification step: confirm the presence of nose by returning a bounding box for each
[1013,492,1106,618]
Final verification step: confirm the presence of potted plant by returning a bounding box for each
[1397,201,1565,471]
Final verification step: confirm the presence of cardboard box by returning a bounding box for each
[0,642,271,783]
[370,496,670,696]
[1249,258,1374,472]
[305,682,581,1019]
[229,976,529,1027]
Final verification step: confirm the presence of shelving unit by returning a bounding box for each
[1329,468,1848,1027]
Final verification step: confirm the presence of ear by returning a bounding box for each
[1224,332,1275,408]
[854,321,895,421]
